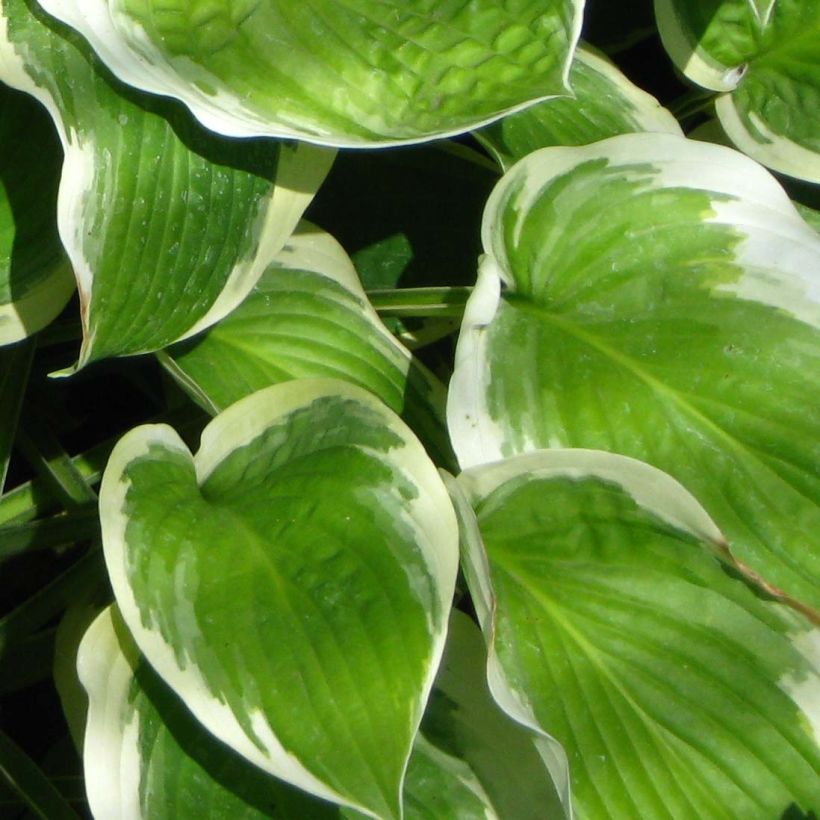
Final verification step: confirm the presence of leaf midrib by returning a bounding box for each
[505,296,811,501]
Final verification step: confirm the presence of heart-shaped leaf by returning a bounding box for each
[0,0,332,366]
[476,44,681,169]
[453,449,820,817]
[0,82,73,344]
[655,0,820,181]
[162,223,453,467]
[35,0,583,147]
[448,132,820,613]
[99,380,459,818]
[79,606,499,819]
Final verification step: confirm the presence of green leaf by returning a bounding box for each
[38,0,583,147]
[0,728,81,820]
[0,0,332,366]
[387,735,494,820]
[98,380,459,818]
[448,133,820,613]
[0,82,73,344]
[422,607,568,819]
[456,449,820,818]
[79,606,502,819]
[655,0,820,181]
[162,223,453,467]
[476,44,682,169]
[78,606,338,819]
[0,337,33,492]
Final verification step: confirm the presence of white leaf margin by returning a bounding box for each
[0,5,335,366]
[476,42,682,170]
[441,467,574,820]
[570,44,683,135]
[99,378,460,817]
[654,0,820,182]
[446,449,820,808]
[35,0,585,148]
[77,606,143,820]
[0,258,74,344]
[447,133,820,470]
[654,0,747,91]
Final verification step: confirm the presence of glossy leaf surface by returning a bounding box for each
[655,0,820,181]
[422,607,568,819]
[99,380,459,817]
[457,450,820,818]
[38,0,583,147]
[163,223,452,466]
[0,82,72,344]
[80,607,499,819]
[0,0,332,366]
[449,133,820,612]
[477,44,681,169]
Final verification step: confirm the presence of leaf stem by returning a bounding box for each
[367,286,472,318]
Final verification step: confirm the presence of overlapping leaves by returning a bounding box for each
[655,0,820,181]
[449,132,820,613]
[452,450,820,817]
[98,379,459,818]
[476,43,681,169]
[0,0,332,366]
[162,223,453,466]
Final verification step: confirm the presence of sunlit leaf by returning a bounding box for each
[655,0,820,181]
[162,223,452,467]
[456,449,820,817]
[36,0,584,147]
[99,380,459,818]
[0,83,73,344]
[477,44,681,169]
[0,0,332,366]
[79,606,338,820]
[448,133,820,612]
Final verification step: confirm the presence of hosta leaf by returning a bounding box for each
[387,736,494,820]
[422,607,568,819]
[80,607,497,819]
[99,379,459,818]
[36,0,583,147]
[0,0,332,366]
[476,44,681,169]
[79,606,338,820]
[655,0,820,181]
[0,82,73,344]
[162,223,453,467]
[448,133,820,612]
[456,449,820,818]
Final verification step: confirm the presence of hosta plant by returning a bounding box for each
[0,0,818,818]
